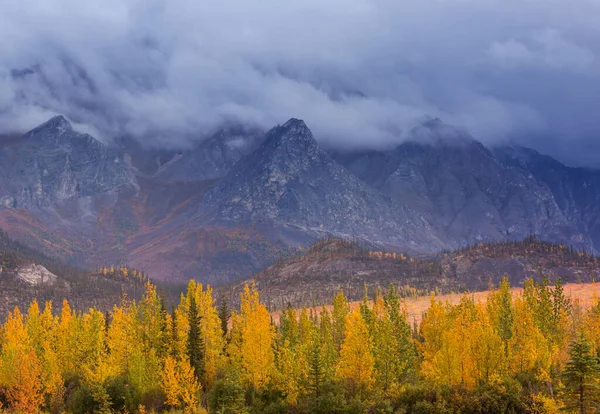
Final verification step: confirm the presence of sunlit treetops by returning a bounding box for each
[0,276,599,413]
[97,265,149,283]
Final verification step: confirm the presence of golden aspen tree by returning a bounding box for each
[276,338,304,405]
[56,299,78,377]
[487,276,514,357]
[338,308,375,396]
[0,307,43,413]
[420,297,454,385]
[194,283,225,388]
[26,300,64,412]
[239,283,275,391]
[583,299,600,356]
[471,303,506,384]
[161,356,201,410]
[172,294,191,358]
[509,297,550,379]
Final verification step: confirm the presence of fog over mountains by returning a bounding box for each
[0,115,599,283]
[2,0,600,167]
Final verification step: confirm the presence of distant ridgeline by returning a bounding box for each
[222,236,600,309]
[0,228,177,317]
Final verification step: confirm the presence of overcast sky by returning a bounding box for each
[1,0,599,165]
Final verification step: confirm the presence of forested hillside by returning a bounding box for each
[0,229,173,316]
[0,278,599,413]
[225,236,600,309]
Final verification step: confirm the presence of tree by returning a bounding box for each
[487,276,514,357]
[337,309,375,397]
[332,290,349,350]
[238,283,275,392]
[161,356,201,410]
[562,334,600,414]
[0,307,43,413]
[187,283,205,383]
[218,296,231,339]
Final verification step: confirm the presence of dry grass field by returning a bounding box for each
[273,282,600,325]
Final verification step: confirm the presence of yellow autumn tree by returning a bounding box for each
[161,355,201,409]
[239,283,275,391]
[0,307,43,413]
[338,308,375,396]
[194,283,226,388]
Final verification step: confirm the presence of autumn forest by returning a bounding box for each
[1,277,600,413]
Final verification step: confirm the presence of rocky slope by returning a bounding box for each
[0,116,136,209]
[2,115,600,285]
[154,125,264,183]
[201,119,446,251]
[332,119,589,251]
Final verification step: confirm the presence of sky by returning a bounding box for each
[1,0,599,166]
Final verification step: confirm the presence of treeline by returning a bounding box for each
[1,278,600,413]
[446,235,598,268]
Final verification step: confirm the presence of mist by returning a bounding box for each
[1,0,599,164]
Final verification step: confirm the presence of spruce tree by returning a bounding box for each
[308,340,324,409]
[187,293,205,383]
[218,296,230,339]
[170,305,178,358]
[563,334,600,414]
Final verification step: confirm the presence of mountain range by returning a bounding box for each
[0,115,598,284]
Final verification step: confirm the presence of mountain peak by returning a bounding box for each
[25,115,73,138]
[282,118,308,131]
[262,118,318,154]
[422,117,444,129]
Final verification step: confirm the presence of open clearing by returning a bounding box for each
[273,282,600,325]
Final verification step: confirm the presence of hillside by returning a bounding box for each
[0,229,172,317]
[223,236,600,309]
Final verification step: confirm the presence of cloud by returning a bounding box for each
[1,0,600,163]
[488,29,595,71]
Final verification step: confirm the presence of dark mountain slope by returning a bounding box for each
[201,118,447,252]
[0,116,136,209]
[332,119,590,251]
[155,126,265,183]
[495,145,600,249]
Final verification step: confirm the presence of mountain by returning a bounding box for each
[201,118,446,251]
[0,116,136,209]
[222,237,600,309]
[154,126,264,183]
[332,119,591,251]
[1,115,600,286]
[494,145,600,249]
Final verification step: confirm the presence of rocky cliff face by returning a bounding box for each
[494,146,600,250]
[155,126,265,183]
[332,119,591,251]
[0,116,136,209]
[201,119,447,251]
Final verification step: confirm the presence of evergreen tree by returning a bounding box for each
[170,305,178,358]
[187,291,205,383]
[562,334,600,414]
[218,296,230,339]
[332,290,349,350]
